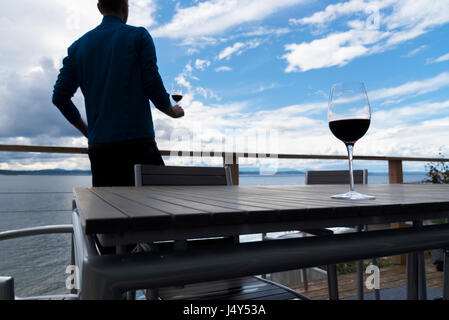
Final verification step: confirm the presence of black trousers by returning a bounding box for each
[88,139,165,187]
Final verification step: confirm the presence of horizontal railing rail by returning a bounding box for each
[1,144,449,162]
[1,144,448,186]
[0,225,73,241]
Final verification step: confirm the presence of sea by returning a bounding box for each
[0,172,427,297]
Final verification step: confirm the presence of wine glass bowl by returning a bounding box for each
[328,82,375,200]
[171,83,183,104]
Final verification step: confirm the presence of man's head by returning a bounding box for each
[98,0,129,24]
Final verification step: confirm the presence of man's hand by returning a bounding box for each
[171,105,185,118]
[163,104,185,119]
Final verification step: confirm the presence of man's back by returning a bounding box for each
[53,15,171,145]
[53,1,184,187]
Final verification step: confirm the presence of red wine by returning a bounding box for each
[172,94,183,103]
[329,119,370,145]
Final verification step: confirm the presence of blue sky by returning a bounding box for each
[1,0,449,173]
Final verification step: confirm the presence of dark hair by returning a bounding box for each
[98,0,124,13]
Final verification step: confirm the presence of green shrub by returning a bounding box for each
[424,152,449,184]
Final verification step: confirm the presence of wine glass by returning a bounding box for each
[328,82,375,200]
[171,83,183,105]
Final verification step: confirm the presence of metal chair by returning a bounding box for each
[261,170,369,300]
[305,169,380,300]
[132,164,309,300]
[305,169,368,185]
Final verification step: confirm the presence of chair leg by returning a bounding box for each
[356,259,364,300]
[327,264,339,300]
[406,251,419,300]
[372,258,381,300]
[261,233,268,279]
[418,251,427,300]
[413,220,427,300]
[443,249,449,300]
[301,269,309,291]
[356,225,364,300]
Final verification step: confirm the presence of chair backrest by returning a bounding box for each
[134,165,232,186]
[305,170,368,185]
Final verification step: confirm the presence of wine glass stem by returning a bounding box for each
[346,144,355,192]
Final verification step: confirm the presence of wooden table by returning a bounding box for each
[72,184,449,300]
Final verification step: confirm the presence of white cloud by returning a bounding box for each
[402,45,428,58]
[382,1,449,46]
[373,99,449,126]
[297,0,396,26]
[174,63,221,102]
[363,115,449,159]
[253,83,281,94]
[0,0,157,74]
[3,70,449,170]
[154,72,449,168]
[127,0,157,27]
[427,52,449,64]
[194,59,211,71]
[369,72,449,102]
[215,66,232,72]
[0,58,87,139]
[0,156,91,171]
[283,29,384,72]
[236,26,291,38]
[195,87,221,101]
[283,0,449,72]
[217,40,261,61]
[217,42,246,60]
[151,0,307,40]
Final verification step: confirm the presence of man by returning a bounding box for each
[53,0,184,187]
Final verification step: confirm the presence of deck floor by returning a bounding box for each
[292,258,444,300]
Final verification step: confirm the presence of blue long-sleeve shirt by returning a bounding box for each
[53,15,171,145]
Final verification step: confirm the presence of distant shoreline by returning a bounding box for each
[0,169,91,176]
[0,169,427,176]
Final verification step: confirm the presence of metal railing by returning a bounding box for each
[1,144,449,186]
[0,225,76,300]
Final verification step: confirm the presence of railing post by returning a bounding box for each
[389,160,404,184]
[389,160,406,265]
[223,153,239,186]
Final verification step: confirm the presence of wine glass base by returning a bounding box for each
[331,191,376,200]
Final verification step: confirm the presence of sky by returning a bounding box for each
[1,0,449,173]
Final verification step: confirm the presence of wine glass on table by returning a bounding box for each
[328,82,375,200]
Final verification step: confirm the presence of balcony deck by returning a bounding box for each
[293,257,444,300]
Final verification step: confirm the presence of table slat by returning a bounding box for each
[74,188,129,234]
